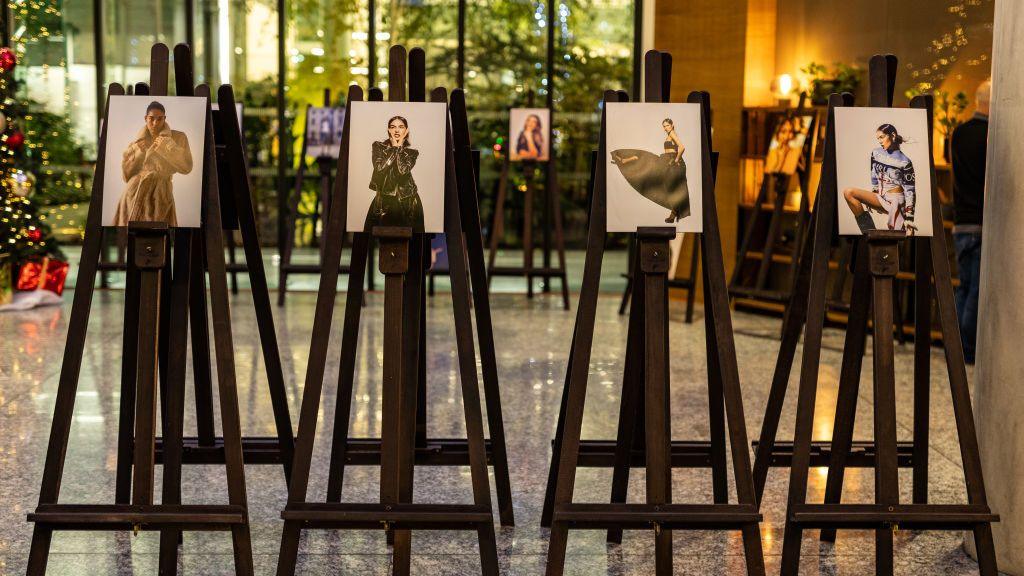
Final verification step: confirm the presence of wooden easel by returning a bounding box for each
[80,46,297,477]
[746,55,999,575]
[618,232,701,323]
[486,90,571,310]
[276,46,506,576]
[26,44,254,575]
[729,107,817,305]
[277,89,376,305]
[542,51,765,576]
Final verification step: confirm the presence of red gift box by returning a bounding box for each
[16,257,70,296]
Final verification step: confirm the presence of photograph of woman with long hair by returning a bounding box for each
[112,101,194,227]
[765,115,810,175]
[609,117,690,223]
[515,113,546,161]
[841,123,917,234]
[364,115,424,233]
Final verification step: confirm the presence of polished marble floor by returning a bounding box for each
[0,283,990,574]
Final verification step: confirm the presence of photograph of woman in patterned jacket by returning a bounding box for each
[113,101,194,227]
[841,123,917,235]
[363,115,424,233]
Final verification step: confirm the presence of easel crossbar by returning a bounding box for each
[570,439,914,468]
[281,503,493,529]
[553,504,761,529]
[789,504,997,529]
[28,504,247,529]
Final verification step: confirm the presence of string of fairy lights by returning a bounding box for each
[904,0,992,95]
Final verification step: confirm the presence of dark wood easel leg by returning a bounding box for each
[618,239,635,315]
[158,230,196,573]
[540,320,576,529]
[684,236,700,324]
[927,211,999,575]
[189,234,217,447]
[819,240,871,543]
[755,177,788,290]
[377,231,413,573]
[703,245,729,503]
[226,230,239,295]
[453,139,517,525]
[442,136,501,572]
[912,236,932,504]
[325,233,369,502]
[544,161,607,573]
[524,169,535,299]
[752,202,818,500]
[114,253,142,504]
[730,177,770,293]
[780,184,835,576]
[606,252,645,544]
[549,168,571,310]
[486,160,509,287]
[639,235,673,575]
[277,160,307,306]
[865,236,900,575]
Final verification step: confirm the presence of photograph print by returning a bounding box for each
[509,107,550,162]
[305,106,347,159]
[346,100,448,234]
[101,95,208,228]
[765,113,813,175]
[834,107,933,236]
[605,102,703,233]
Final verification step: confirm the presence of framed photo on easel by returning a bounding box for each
[764,113,813,176]
[345,100,448,234]
[101,95,207,228]
[509,107,550,162]
[835,106,933,236]
[605,102,704,233]
[305,105,346,159]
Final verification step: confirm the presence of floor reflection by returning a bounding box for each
[0,288,985,574]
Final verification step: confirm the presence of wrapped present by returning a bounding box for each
[16,257,69,296]
[0,257,68,311]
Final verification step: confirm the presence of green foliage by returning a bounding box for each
[800,61,862,103]
[935,89,969,136]
[21,106,92,205]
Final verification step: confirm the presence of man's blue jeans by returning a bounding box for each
[954,232,982,364]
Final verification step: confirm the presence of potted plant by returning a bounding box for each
[800,61,862,105]
[935,89,969,163]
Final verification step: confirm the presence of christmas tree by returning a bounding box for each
[0,43,61,258]
[0,43,64,305]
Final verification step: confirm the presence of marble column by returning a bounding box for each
[965,1,1024,573]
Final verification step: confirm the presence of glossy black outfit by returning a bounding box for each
[611,137,690,222]
[364,139,424,233]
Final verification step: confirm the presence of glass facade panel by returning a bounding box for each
[14,0,637,245]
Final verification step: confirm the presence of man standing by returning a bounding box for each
[950,80,990,365]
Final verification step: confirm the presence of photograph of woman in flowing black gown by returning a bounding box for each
[610,118,690,223]
[363,115,425,233]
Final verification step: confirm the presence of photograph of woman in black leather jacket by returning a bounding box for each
[364,115,424,233]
